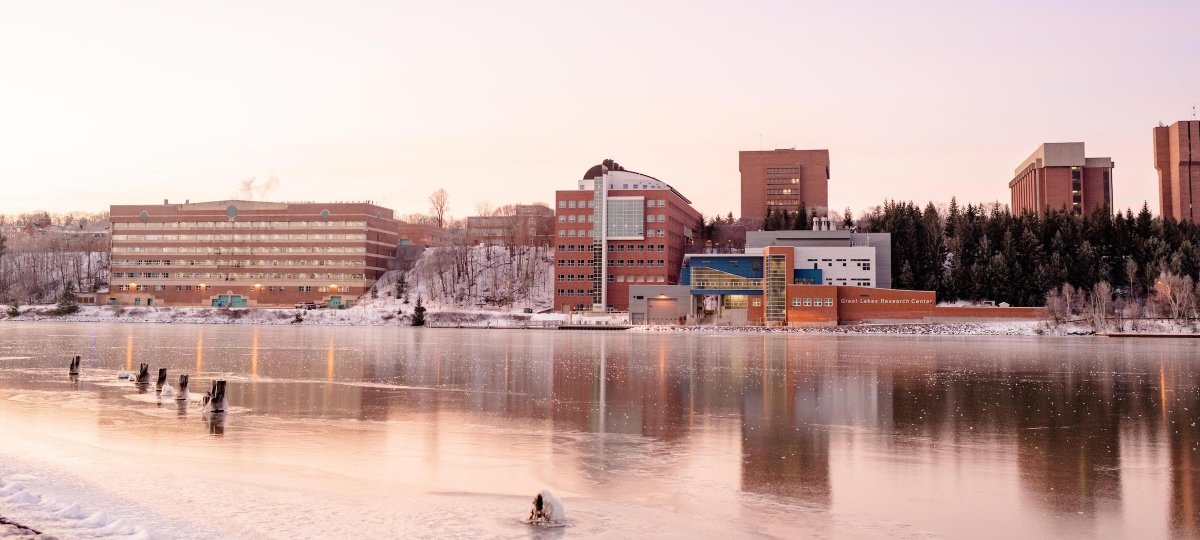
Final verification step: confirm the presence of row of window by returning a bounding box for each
[117,284,343,293]
[113,246,370,254]
[765,188,801,195]
[556,259,666,268]
[113,221,368,230]
[557,229,666,238]
[554,243,669,253]
[611,275,665,283]
[765,177,802,185]
[114,259,367,268]
[765,168,800,174]
[116,272,365,280]
[791,297,834,307]
[556,214,669,224]
[557,199,668,209]
[113,233,367,242]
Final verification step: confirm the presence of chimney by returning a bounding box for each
[164,199,169,205]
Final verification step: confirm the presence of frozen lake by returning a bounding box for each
[0,322,1197,539]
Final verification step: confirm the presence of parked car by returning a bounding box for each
[295,302,318,310]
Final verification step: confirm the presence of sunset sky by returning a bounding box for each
[2,0,1198,219]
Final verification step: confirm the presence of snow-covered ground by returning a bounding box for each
[634,321,1043,336]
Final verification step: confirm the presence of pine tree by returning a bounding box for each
[6,299,18,318]
[56,282,80,315]
[395,273,408,297]
[410,295,427,326]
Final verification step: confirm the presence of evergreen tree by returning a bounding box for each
[410,295,427,326]
[6,299,18,319]
[56,282,79,315]
[395,273,407,297]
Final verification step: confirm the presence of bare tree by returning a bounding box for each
[1154,271,1195,324]
[429,189,450,229]
[1090,281,1112,331]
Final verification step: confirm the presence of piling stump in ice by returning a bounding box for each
[176,374,190,401]
[204,380,227,413]
[526,489,566,526]
[69,355,81,376]
[156,367,167,392]
[135,363,150,384]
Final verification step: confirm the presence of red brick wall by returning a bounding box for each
[739,149,830,222]
[1082,167,1110,212]
[931,306,1045,320]
[785,284,837,326]
[553,186,701,312]
[836,287,937,323]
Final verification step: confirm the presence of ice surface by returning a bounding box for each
[1,322,1198,539]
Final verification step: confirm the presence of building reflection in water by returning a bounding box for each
[10,324,1199,537]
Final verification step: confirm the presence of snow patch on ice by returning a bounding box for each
[0,474,151,539]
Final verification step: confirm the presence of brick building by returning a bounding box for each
[554,159,702,312]
[739,149,830,224]
[1153,120,1200,222]
[466,204,554,246]
[397,221,443,247]
[108,200,398,307]
[1009,142,1113,215]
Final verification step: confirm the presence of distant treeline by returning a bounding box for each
[849,200,1199,307]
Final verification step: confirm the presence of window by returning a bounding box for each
[824,298,833,307]
[568,201,576,209]
[752,298,762,307]
[792,297,802,307]
[803,298,812,307]
[558,201,566,208]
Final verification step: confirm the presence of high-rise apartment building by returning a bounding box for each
[1009,142,1113,215]
[108,200,398,307]
[739,149,830,224]
[1153,120,1200,222]
[553,160,702,312]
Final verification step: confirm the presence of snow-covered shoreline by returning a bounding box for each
[6,306,1197,337]
[633,321,1043,336]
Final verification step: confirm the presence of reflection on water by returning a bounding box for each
[0,324,1197,538]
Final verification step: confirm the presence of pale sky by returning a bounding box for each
[2,1,1197,219]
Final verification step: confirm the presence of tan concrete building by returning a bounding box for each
[739,149,830,224]
[1009,142,1113,215]
[1154,120,1200,222]
[108,200,398,307]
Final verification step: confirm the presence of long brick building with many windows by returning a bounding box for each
[554,160,702,312]
[108,200,398,307]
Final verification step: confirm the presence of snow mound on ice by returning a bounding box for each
[0,476,150,539]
